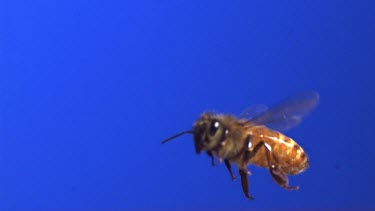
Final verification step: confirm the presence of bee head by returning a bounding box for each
[161,113,229,154]
[193,113,227,154]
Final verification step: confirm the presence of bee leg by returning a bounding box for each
[269,165,299,190]
[239,169,254,200]
[250,141,299,191]
[207,152,215,166]
[224,159,236,181]
[260,143,299,191]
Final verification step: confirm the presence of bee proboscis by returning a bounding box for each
[162,91,319,200]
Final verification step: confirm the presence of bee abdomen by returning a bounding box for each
[273,135,309,175]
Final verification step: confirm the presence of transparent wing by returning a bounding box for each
[239,104,269,119]
[247,91,319,131]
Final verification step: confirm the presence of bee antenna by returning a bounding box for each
[161,130,194,144]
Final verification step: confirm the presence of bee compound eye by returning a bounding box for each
[209,120,220,136]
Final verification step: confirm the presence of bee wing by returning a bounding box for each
[239,104,269,119]
[247,91,319,131]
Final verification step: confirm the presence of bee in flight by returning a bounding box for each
[162,91,319,200]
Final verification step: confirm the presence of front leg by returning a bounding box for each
[224,159,236,181]
[207,151,215,166]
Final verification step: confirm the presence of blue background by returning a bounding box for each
[1,0,374,209]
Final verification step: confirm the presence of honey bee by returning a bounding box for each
[162,91,319,200]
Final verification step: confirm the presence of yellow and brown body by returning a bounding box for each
[191,112,310,199]
[193,113,308,176]
[245,125,309,175]
[162,91,319,200]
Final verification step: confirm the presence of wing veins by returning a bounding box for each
[247,91,319,131]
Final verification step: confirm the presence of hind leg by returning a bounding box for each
[269,164,299,190]
[250,141,299,190]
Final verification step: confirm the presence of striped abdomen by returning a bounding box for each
[247,126,309,175]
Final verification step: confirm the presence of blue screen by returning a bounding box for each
[1,0,374,209]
